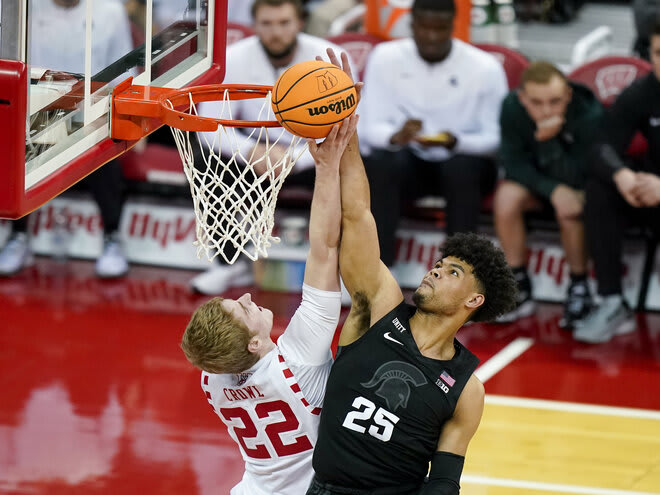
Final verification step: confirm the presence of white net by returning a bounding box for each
[166,89,307,264]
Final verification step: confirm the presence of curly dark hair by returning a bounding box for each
[440,232,518,322]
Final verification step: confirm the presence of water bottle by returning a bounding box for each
[494,0,519,48]
[52,209,69,262]
[471,0,497,44]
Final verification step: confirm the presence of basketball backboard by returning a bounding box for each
[0,0,228,219]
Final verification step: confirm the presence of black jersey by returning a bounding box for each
[312,301,480,490]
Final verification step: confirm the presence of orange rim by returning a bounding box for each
[158,84,281,131]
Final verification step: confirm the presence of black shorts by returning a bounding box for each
[306,475,421,495]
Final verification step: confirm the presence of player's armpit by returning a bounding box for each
[337,291,371,346]
[417,451,464,495]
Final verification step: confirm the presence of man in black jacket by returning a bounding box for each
[576,24,660,343]
[494,61,603,328]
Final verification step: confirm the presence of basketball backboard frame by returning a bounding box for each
[0,0,228,219]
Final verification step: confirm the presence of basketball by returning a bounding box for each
[271,60,357,139]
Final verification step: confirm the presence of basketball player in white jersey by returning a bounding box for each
[181,110,359,495]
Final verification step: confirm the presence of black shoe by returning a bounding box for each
[495,270,536,323]
[559,281,592,329]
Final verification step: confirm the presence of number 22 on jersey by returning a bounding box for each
[220,400,313,459]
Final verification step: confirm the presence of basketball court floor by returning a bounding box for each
[1,257,659,495]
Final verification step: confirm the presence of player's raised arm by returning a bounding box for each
[322,49,403,333]
[304,115,359,291]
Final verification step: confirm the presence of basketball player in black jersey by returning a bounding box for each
[306,50,518,495]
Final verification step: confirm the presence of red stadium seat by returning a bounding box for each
[227,22,254,45]
[569,56,652,158]
[327,32,384,81]
[568,56,652,106]
[473,43,529,90]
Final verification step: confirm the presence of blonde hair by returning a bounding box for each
[521,61,567,87]
[181,297,260,374]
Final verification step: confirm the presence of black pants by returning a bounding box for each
[306,475,420,495]
[585,176,660,295]
[14,159,124,235]
[365,149,496,267]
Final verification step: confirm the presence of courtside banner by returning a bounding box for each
[1,200,655,309]
[390,228,647,306]
[4,196,209,270]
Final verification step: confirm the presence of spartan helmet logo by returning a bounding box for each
[361,361,428,411]
[316,70,339,93]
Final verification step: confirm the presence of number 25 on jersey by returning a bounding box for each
[342,396,400,442]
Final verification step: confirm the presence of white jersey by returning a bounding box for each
[198,33,354,172]
[201,284,341,495]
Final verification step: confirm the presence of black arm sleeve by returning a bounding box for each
[417,451,465,495]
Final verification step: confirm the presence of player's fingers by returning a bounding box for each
[326,123,340,142]
[336,117,351,141]
[338,114,358,144]
[326,47,340,67]
[341,51,354,81]
[307,139,318,153]
[354,82,364,103]
[315,55,323,62]
[345,114,358,136]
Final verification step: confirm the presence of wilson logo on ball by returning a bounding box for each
[307,93,356,116]
[316,70,339,93]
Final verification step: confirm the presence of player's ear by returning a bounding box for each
[466,293,484,310]
[247,336,260,354]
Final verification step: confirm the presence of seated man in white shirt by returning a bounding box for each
[181,114,357,495]
[359,0,508,268]
[189,0,352,295]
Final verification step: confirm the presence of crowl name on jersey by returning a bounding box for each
[312,301,479,492]
[202,350,324,495]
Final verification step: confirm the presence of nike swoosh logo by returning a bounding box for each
[384,332,404,345]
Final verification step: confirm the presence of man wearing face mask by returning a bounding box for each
[358,0,508,271]
[493,61,603,328]
[191,0,352,296]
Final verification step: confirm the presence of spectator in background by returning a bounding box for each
[358,0,508,269]
[494,61,602,327]
[633,0,660,60]
[0,0,133,278]
[577,24,660,343]
[306,0,361,37]
[190,0,352,295]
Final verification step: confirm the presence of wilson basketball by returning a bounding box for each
[271,60,357,139]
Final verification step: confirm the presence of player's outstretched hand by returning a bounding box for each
[317,48,363,102]
[307,114,359,171]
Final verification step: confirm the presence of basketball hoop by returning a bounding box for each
[112,80,308,264]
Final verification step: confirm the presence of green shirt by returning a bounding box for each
[497,82,604,199]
